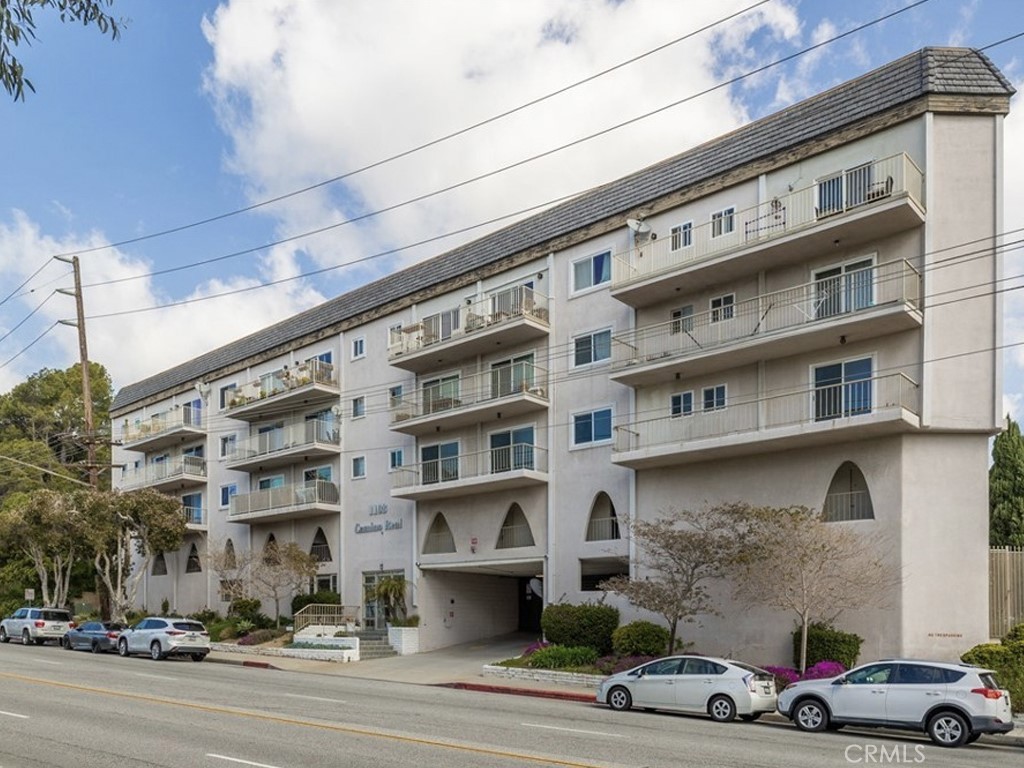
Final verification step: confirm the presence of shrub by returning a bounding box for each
[160,598,171,616]
[526,645,599,670]
[764,665,801,690]
[801,660,846,680]
[234,619,255,636]
[228,598,262,621]
[522,639,551,657]
[291,590,341,614]
[390,614,420,627]
[188,608,220,626]
[961,642,1012,669]
[236,628,280,646]
[1002,623,1024,645]
[208,619,235,642]
[541,603,619,655]
[793,623,862,669]
[612,621,669,657]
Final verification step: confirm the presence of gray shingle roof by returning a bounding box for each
[111,47,1014,412]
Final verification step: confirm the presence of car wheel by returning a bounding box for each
[62,637,72,650]
[117,638,130,657]
[149,641,165,661]
[190,653,206,662]
[739,712,763,722]
[927,711,969,748]
[22,629,31,646]
[708,695,737,723]
[91,641,102,654]
[606,686,633,712]
[0,627,8,643]
[793,699,829,732]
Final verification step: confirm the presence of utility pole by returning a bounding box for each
[55,255,98,488]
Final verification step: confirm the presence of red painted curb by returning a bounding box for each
[241,660,277,670]
[439,682,595,703]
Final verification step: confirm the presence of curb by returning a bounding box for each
[437,682,596,703]
[206,655,280,671]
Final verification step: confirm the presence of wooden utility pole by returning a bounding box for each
[55,255,98,488]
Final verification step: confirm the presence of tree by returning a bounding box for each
[600,504,749,654]
[80,488,186,623]
[369,575,408,624]
[990,416,1024,546]
[249,541,318,628]
[0,489,83,608]
[733,505,901,672]
[0,0,122,100]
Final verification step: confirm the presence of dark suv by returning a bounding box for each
[0,607,75,645]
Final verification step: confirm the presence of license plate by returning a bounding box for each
[52,624,64,630]
[185,633,197,640]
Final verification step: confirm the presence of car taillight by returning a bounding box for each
[34,620,45,628]
[200,631,209,637]
[106,632,119,639]
[743,673,756,693]
[165,630,185,636]
[68,621,76,628]
[971,687,1003,700]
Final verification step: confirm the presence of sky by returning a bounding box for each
[0,0,1022,416]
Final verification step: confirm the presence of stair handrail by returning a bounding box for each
[293,602,356,634]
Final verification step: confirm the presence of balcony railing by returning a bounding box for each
[231,419,340,463]
[392,444,548,491]
[612,154,924,288]
[123,404,204,446]
[226,359,337,411]
[310,542,333,562]
[389,285,550,358]
[496,523,535,550]
[391,362,549,425]
[423,529,456,554]
[120,455,207,489]
[228,479,340,519]
[611,260,920,372]
[182,506,206,527]
[614,373,919,456]
[585,516,621,542]
[822,490,873,522]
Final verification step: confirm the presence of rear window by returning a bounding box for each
[979,672,1003,689]
[173,621,206,632]
[41,610,71,621]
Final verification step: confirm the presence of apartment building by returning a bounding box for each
[110,48,1013,662]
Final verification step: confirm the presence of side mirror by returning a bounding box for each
[832,677,848,686]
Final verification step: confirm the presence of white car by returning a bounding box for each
[596,655,778,722]
[117,617,210,661]
[0,607,74,645]
[776,659,1014,747]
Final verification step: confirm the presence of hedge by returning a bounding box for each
[793,623,862,669]
[526,645,599,670]
[612,621,669,657]
[541,603,619,654]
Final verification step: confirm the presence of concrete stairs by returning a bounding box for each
[355,630,398,660]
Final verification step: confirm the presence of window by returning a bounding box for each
[352,396,366,418]
[490,426,535,472]
[310,528,332,563]
[219,383,237,409]
[389,449,404,471]
[258,475,285,491]
[182,444,204,458]
[491,353,534,397]
[702,385,726,411]
[219,484,237,509]
[185,543,202,574]
[580,564,628,591]
[422,374,460,414]
[572,250,611,293]
[309,351,333,365]
[670,222,693,251]
[303,465,332,484]
[814,357,873,421]
[423,514,456,554]
[182,493,202,525]
[422,308,460,344]
[151,552,167,576]
[219,434,237,458]
[710,294,734,322]
[823,461,875,522]
[573,329,611,367]
[421,441,459,484]
[388,323,403,348]
[670,306,694,335]
[711,206,735,238]
[351,336,366,360]
[352,456,366,479]
[585,492,620,541]
[671,392,694,417]
[388,385,403,408]
[496,503,535,549]
[573,407,612,446]
[814,258,875,319]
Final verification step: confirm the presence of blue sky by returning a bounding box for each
[1,0,1022,413]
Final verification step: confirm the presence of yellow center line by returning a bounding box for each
[0,671,615,768]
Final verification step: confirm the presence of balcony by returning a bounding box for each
[390,363,550,435]
[389,285,550,372]
[121,405,205,453]
[611,154,925,307]
[613,373,919,469]
[224,359,339,421]
[611,260,921,386]
[228,479,341,524]
[182,506,207,531]
[391,444,549,501]
[226,418,341,472]
[120,455,207,492]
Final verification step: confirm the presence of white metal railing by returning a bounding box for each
[392,444,548,490]
[229,479,340,517]
[293,603,357,634]
[389,285,550,358]
[310,543,332,562]
[612,260,920,370]
[612,154,924,287]
[423,529,456,554]
[121,455,207,488]
[586,516,621,542]
[496,523,535,549]
[123,404,204,444]
[391,362,549,424]
[182,506,206,526]
[232,419,340,462]
[614,373,919,453]
[226,359,338,410]
[821,490,873,522]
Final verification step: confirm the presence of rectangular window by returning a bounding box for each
[813,258,875,319]
[351,336,366,360]
[388,385,403,408]
[352,456,366,479]
[219,434,237,458]
[490,353,534,397]
[573,329,612,367]
[670,222,693,251]
[421,441,459,484]
[573,408,613,446]
[702,385,726,411]
[670,392,694,417]
[258,475,284,491]
[490,426,535,472]
[352,396,366,418]
[182,493,202,525]
[421,374,460,414]
[711,207,735,238]
[422,308,460,344]
[219,484,237,509]
[219,383,237,410]
[670,306,694,335]
[710,294,735,322]
[814,357,873,421]
[389,449,404,471]
[572,250,611,293]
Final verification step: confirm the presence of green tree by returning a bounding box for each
[0,0,123,100]
[990,416,1024,546]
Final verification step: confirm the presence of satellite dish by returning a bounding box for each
[626,218,652,235]
[528,577,543,597]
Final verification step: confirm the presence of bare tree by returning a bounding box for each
[206,538,252,606]
[600,504,750,654]
[733,505,901,672]
[248,541,318,628]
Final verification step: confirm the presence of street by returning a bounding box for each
[0,643,1020,768]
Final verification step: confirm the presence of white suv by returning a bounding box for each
[0,607,74,645]
[116,617,210,661]
[777,659,1014,747]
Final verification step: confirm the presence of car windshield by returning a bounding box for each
[173,621,205,632]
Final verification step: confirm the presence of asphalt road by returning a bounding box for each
[0,642,1020,768]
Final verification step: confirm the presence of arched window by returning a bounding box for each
[585,492,620,541]
[263,533,280,564]
[497,503,535,549]
[310,527,332,562]
[186,543,202,573]
[224,539,237,570]
[151,552,167,576]
[823,461,875,522]
[423,513,456,554]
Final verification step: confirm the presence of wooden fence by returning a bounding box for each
[990,546,1024,638]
